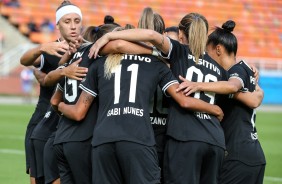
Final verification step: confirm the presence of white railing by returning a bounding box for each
[0,47,281,76]
[237,57,282,72]
[0,43,36,76]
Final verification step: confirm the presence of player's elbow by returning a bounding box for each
[20,56,29,66]
[50,97,60,107]
[178,99,193,110]
[227,83,240,94]
[73,111,86,121]
[249,101,260,109]
[114,40,127,52]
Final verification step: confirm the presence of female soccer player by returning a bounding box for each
[20,0,84,183]
[177,20,266,184]
[58,52,223,184]
[89,12,227,184]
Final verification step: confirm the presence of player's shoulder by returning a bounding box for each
[236,60,253,72]
[230,60,253,74]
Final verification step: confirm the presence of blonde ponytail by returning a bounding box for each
[179,13,209,64]
[104,54,123,79]
[188,18,207,64]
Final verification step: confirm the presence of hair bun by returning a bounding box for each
[222,20,235,32]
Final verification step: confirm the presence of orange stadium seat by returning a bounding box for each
[0,0,281,58]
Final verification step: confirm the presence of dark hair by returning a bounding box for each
[83,24,120,43]
[92,24,120,42]
[104,15,114,24]
[207,20,238,56]
[165,26,179,34]
[178,13,209,63]
[124,24,135,29]
[56,0,75,11]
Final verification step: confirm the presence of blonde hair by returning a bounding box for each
[104,54,124,79]
[138,7,165,34]
[179,13,208,64]
[138,7,154,30]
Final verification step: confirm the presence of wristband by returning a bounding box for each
[152,46,159,56]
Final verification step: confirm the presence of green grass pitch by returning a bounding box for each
[0,104,281,184]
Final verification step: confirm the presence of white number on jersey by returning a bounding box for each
[186,66,217,104]
[112,64,139,104]
[65,78,78,102]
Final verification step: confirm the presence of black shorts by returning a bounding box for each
[92,141,160,184]
[155,132,167,184]
[25,108,47,174]
[219,160,265,184]
[163,137,224,184]
[44,136,59,184]
[30,139,46,178]
[54,138,92,184]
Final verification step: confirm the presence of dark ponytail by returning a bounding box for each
[207,20,238,56]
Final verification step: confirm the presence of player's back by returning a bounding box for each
[166,39,228,149]
[90,54,177,147]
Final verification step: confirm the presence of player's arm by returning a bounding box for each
[33,68,47,86]
[167,83,224,121]
[177,75,242,96]
[58,91,94,121]
[20,41,69,66]
[99,40,153,56]
[233,84,264,109]
[58,37,82,65]
[50,87,63,113]
[58,52,73,66]
[41,58,87,86]
[89,29,170,58]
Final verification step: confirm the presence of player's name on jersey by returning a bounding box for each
[150,117,167,125]
[122,54,152,63]
[188,54,221,75]
[107,107,144,117]
[194,112,211,120]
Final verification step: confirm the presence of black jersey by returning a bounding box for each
[30,105,60,141]
[162,38,228,149]
[221,60,266,165]
[34,48,62,110]
[79,54,178,147]
[54,43,98,144]
[150,87,169,153]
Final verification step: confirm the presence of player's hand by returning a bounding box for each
[215,105,224,122]
[40,40,69,57]
[250,64,259,82]
[88,33,110,59]
[176,75,200,96]
[68,36,83,55]
[63,58,88,80]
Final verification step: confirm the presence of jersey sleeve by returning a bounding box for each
[79,60,99,97]
[228,62,252,92]
[158,38,182,65]
[35,54,44,70]
[57,78,65,92]
[157,62,179,96]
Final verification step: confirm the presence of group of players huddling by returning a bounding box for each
[20,0,266,184]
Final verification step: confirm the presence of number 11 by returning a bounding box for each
[112,64,139,104]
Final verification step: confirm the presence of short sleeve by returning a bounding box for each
[228,63,249,91]
[157,62,179,96]
[79,59,100,97]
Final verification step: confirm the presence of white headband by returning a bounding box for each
[56,5,82,24]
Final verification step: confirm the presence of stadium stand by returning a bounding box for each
[0,0,281,96]
[1,0,281,59]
